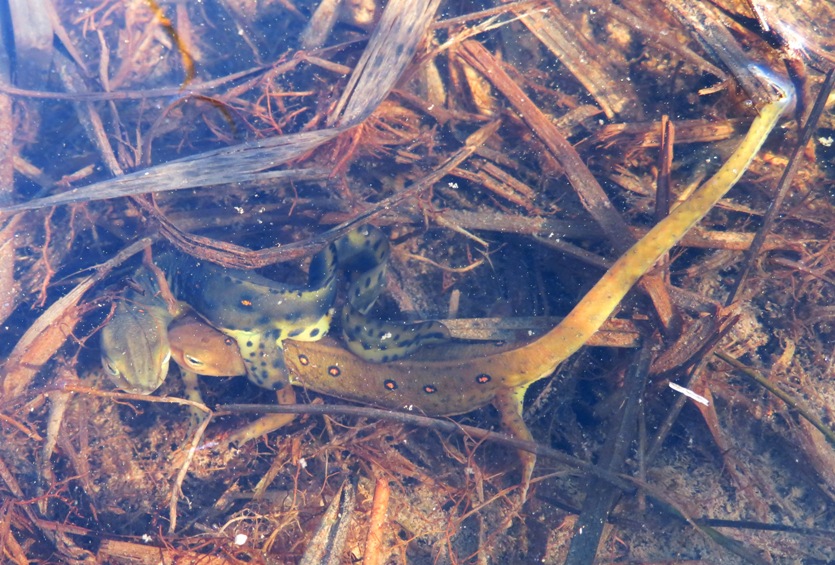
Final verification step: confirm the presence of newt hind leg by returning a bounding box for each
[226,386,298,446]
[492,384,535,516]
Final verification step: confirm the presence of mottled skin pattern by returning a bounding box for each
[100,269,174,394]
[100,225,445,394]
[165,78,792,504]
[103,74,792,504]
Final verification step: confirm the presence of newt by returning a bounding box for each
[100,225,448,394]
[167,74,793,499]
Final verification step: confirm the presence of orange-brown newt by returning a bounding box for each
[162,74,795,502]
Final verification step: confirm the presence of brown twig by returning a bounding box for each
[362,471,391,565]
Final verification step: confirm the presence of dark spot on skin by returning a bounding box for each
[384,379,397,390]
[328,366,341,377]
[286,311,301,322]
[224,337,235,346]
[274,328,282,339]
[246,341,253,347]
[261,361,267,367]
[235,279,243,285]
[249,352,256,358]
[258,315,270,325]
[309,328,320,338]
[393,334,400,341]
[376,272,383,283]
[298,355,309,366]
[381,355,389,362]
[362,343,372,351]
[272,359,284,369]
[271,381,284,391]
[423,385,437,394]
[288,328,303,338]
[373,238,383,251]
[476,374,492,384]
[425,332,447,340]
[269,288,281,295]
[223,275,232,283]
[259,342,265,350]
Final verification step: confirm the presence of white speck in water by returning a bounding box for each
[234,534,247,546]
[669,382,710,406]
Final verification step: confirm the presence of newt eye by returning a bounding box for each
[184,354,204,368]
[102,357,120,377]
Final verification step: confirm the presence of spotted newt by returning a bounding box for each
[101,225,448,394]
[168,76,792,498]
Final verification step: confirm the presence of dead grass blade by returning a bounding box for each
[1,238,152,399]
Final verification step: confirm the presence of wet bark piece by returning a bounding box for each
[2,278,91,398]
[457,40,635,254]
[330,0,442,126]
[0,129,346,213]
[2,239,152,398]
[7,0,53,89]
[97,539,231,564]
[666,0,778,107]
[514,4,639,120]
[0,196,17,327]
[0,14,15,325]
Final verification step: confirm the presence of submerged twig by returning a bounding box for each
[727,67,835,303]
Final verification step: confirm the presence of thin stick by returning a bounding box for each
[726,67,835,303]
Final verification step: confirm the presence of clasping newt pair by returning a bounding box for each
[112,72,794,504]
